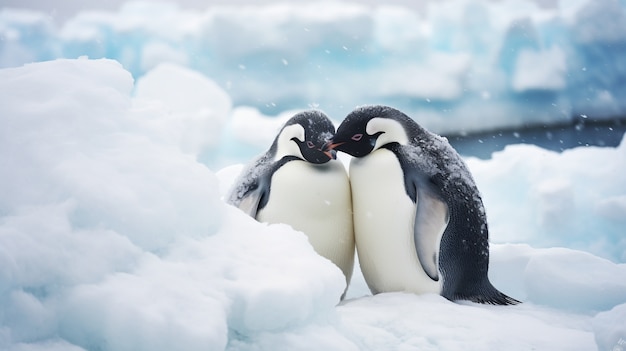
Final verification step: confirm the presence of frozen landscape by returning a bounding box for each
[2,0,626,133]
[1,1,626,350]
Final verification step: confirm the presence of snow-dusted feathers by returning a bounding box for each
[228,110,337,212]
[367,117,409,149]
[227,110,355,297]
[328,105,520,305]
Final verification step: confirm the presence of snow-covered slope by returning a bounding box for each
[1,58,625,351]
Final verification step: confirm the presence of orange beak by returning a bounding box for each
[321,141,345,160]
[322,148,337,160]
[324,141,346,150]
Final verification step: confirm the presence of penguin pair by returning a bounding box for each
[228,106,519,305]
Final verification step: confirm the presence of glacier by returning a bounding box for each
[1,0,626,135]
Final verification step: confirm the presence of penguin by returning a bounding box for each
[324,105,519,305]
[228,110,355,297]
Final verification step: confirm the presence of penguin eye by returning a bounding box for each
[351,133,363,141]
[306,141,315,148]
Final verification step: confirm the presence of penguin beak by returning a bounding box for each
[323,140,346,151]
[322,148,337,160]
[321,140,342,160]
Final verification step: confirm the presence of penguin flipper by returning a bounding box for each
[227,167,270,218]
[413,186,449,281]
[228,154,296,219]
[236,188,264,217]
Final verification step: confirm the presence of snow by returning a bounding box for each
[467,137,626,263]
[1,56,625,351]
[2,0,626,133]
[133,63,231,156]
[1,0,626,348]
[593,303,626,351]
[338,293,594,350]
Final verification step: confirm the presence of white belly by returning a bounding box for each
[350,149,441,295]
[257,160,355,287]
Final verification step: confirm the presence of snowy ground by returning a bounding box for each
[1,58,625,351]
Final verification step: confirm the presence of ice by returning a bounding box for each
[570,0,626,43]
[2,0,626,133]
[0,9,58,67]
[0,58,346,350]
[593,303,626,351]
[524,248,626,312]
[56,208,345,351]
[338,293,595,351]
[133,62,232,156]
[1,28,626,351]
[511,46,567,92]
[466,135,626,263]
[0,59,219,245]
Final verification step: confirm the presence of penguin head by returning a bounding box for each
[272,110,337,164]
[325,105,412,157]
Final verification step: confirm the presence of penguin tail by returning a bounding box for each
[447,281,522,305]
[466,288,521,306]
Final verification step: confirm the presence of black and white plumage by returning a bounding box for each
[228,110,355,296]
[325,105,519,305]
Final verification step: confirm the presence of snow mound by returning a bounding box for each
[133,63,232,156]
[339,293,594,351]
[489,245,626,313]
[1,57,625,351]
[593,303,626,351]
[0,58,345,351]
[467,135,626,263]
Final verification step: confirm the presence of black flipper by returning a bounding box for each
[410,174,520,306]
[226,154,272,218]
[227,155,298,218]
[236,186,266,217]
[437,179,521,306]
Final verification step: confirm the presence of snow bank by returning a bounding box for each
[488,244,626,313]
[133,62,232,156]
[467,134,626,263]
[0,58,346,351]
[1,58,625,351]
[57,208,345,351]
[338,293,595,351]
[0,58,221,252]
[2,0,626,133]
[593,303,626,351]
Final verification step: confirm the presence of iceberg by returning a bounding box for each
[1,0,625,134]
